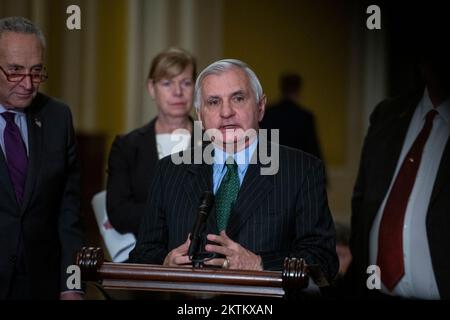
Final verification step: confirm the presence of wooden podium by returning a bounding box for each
[76,247,313,299]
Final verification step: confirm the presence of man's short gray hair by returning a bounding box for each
[0,16,46,48]
[194,59,263,111]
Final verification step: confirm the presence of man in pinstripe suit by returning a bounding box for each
[130,59,338,282]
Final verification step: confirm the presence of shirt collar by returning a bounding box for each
[0,104,26,117]
[420,87,450,124]
[0,104,8,114]
[213,138,258,175]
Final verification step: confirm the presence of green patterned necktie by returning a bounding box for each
[215,157,240,231]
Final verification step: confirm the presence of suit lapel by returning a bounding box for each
[226,147,275,239]
[184,161,215,231]
[137,119,158,172]
[185,164,212,206]
[367,100,418,228]
[429,138,450,207]
[21,106,43,214]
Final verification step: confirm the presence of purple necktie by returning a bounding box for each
[1,112,28,204]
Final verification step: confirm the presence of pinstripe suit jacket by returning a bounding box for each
[130,143,338,281]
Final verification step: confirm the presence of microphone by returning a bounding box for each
[188,191,214,260]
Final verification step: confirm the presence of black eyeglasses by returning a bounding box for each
[0,65,48,83]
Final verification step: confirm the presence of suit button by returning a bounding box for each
[10,255,17,263]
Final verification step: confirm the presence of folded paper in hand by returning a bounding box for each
[91,190,136,262]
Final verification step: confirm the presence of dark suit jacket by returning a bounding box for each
[0,93,84,299]
[261,99,324,161]
[348,90,450,299]
[130,143,338,281]
[106,117,196,236]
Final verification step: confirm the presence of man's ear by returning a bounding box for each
[258,94,267,122]
[147,79,155,99]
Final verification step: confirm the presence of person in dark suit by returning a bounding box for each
[260,73,324,161]
[0,17,84,300]
[130,59,338,282]
[106,48,197,237]
[348,16,450,299]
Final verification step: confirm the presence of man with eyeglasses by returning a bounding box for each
[0,17,84,300]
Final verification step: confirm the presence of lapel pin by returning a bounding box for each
[34,118,42,128]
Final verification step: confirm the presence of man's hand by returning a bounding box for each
[204,231,263,271]
[60,291,83,300]
[163,235,192,267]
